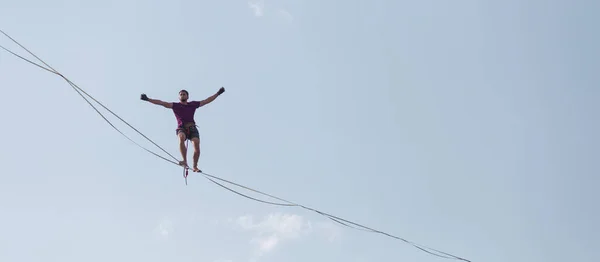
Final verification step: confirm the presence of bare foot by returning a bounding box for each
[192,166,201,172]
[179,160,188,168]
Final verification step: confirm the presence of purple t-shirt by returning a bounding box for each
[172,101,202,127]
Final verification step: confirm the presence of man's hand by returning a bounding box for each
[141,94,149,101]
[199,87,226,107]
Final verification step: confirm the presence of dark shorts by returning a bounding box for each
[176,125,199,140]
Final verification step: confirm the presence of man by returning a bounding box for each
[140,87,225,172]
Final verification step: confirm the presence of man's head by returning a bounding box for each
[179,89,189,102]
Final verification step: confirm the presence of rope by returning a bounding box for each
[0,28,472,262]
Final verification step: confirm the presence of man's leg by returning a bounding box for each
[177,130,188,168]
[189,126,201,172]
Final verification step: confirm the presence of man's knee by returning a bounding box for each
[177,132,187,143]
[191,138,200,149]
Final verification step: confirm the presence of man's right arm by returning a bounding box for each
[141,94,172,108]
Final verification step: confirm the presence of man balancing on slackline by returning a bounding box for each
[140,87,225,172]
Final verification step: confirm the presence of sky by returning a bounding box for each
[0,0,598,262]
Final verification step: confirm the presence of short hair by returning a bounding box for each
[179,89,189,96]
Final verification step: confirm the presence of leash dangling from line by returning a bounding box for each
[183,139,189,185]
[183,167,189,185]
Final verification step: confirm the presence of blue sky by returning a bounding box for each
[1,0,598,262]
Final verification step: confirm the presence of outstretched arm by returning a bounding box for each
[141,94,172,108]
[198,87,225,107]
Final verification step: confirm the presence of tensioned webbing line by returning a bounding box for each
[0,29,471,262]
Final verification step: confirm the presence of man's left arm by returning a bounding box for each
[198,87,225,107]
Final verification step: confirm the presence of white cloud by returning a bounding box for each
[277,9,293,22]
[247,1,293,23]
[233,213,313,257]
[154,218,173,239]
[248,0,264,17]
[254,234,278,253]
